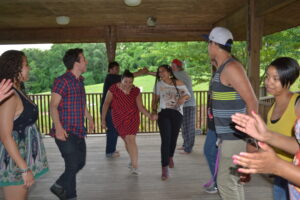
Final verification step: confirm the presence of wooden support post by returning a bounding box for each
[247,0,263,98]
[105,26,117,63]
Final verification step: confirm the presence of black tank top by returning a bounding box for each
[13,88,38,139]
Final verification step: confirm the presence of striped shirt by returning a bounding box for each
[211,58,246,140]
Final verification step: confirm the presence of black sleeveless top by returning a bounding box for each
[13,88,38,139]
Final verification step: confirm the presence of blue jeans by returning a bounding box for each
[105,109,119,156]
[55,135,86,199]
[273,176,289,200]
[203,129,218,184]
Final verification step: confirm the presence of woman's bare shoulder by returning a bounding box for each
[176,80,185,86]
[0,91,18,115]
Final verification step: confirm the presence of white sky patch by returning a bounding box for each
[0,44,52,55]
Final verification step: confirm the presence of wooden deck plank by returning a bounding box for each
[0,134,273,200]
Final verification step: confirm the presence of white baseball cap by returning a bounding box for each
[204,27,233,47]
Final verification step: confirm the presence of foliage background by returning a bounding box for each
[21,26,299,94]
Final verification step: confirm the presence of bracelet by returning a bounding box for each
[19,168,30,174]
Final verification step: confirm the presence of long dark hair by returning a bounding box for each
[154,64,179,96]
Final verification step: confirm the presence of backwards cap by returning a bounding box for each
[204,27,233,47]
[172,59,183,67]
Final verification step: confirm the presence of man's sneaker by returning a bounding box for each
[205,185,218,194]
[50,184,67,200]
[177,146,184,150]
[106,151,120,158]
[130,168,140,176]
[179,150,191,155]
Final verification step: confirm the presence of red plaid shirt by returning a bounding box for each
[50,71,87,137]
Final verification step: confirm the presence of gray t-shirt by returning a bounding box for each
[173,70,196,107]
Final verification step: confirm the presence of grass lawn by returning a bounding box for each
[84,75,210,93]
[77,75,300,94]
[37,75,299,94]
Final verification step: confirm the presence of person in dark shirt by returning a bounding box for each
[101,62,122,158]
[101,61,148,158]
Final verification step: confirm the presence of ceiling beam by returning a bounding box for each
[255,0,298,16]
[0,24,211,44]
[214,6,247,41]
[215,0,297,40]
[0,27,107,44]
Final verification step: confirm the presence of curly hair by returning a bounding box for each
[0,50,25,86]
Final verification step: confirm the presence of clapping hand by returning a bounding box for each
[231,111,270,142]
[232,142,279,175]
[0,79,13,102]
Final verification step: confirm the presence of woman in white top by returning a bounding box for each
[151,64,190,180]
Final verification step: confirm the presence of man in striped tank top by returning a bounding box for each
[205,27,258,200]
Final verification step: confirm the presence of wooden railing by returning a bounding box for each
[258,95,275,121]
[28,91,209,135]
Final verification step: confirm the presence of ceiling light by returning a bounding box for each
[56,16,70,25]
[124,0,142,7]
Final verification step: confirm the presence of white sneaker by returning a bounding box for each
[128,162,132,170]
[130,168,140,176]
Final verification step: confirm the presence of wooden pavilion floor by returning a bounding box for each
[0,134,273,200]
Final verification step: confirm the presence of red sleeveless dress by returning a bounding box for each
[109,84,140,138]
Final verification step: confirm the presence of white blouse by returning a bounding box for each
[154,80,190,115]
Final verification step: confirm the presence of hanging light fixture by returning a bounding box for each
[124,0,142,7]
[56,16,70,25]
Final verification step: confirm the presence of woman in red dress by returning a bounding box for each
[101,70,157,175]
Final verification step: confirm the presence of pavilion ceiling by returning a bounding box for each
[0,0,299,44]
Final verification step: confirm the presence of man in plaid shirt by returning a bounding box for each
[49,48,94,200]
